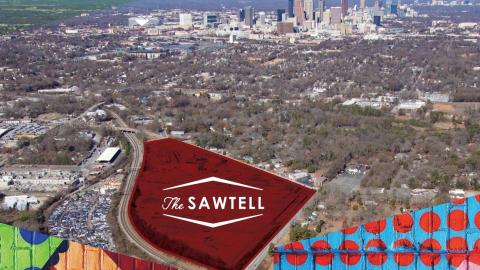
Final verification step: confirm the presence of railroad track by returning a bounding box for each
[111,111,193,269]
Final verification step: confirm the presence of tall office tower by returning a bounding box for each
[386,0,393,13]
[277,9,286,21]
[317,0,325,22]
[258,12,266,25]
[318,0,326,13]
[322,10,331,24]
[391,4,398,14]
[244,6,254,27]
[304,0,314,20]
[293,0,305,26]
[341,0,348,17]
[238,9,245,22]
[288,0,295,17]
[360,0,366,10]
[330,7,342,23]
[179,13,193,27]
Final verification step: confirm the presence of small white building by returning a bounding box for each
[171,131,186,136]
[449,189,466,200]
[410,188,438,197]
[2,195,39,211]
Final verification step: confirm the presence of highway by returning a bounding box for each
[110,110,201,269]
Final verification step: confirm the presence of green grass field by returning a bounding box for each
[0,0,130,34]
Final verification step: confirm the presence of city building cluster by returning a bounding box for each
[125,0,419,41]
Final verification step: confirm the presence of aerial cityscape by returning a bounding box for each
[0,0,480,268]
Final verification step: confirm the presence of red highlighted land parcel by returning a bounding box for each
[128,138,315,270]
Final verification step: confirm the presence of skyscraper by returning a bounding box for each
[304,0,314,21]
[341,0,348,17]
[277,9,286,22]
[288,0,295,17]
[238,9,245,22]
[360,0,366,10]
[179,13,193,28]
[330,7,342,24]
[391,4,398,14]
[386,0,393,13]
[293,0,305,26]
[258,12,266,25]
[317,0,326,22]
[244,6,254,27]
[373,15,381,26]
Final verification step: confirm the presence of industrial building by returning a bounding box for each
[96,147,121,163]
[2,195,39,211]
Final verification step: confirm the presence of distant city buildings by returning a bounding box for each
[122,0,421,40]
[128,16,160,28]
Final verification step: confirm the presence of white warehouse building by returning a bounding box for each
[97,147,121,163]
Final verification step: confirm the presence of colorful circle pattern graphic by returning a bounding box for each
[275,195,480,269]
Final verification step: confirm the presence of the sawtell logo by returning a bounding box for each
[161,177,265,228]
